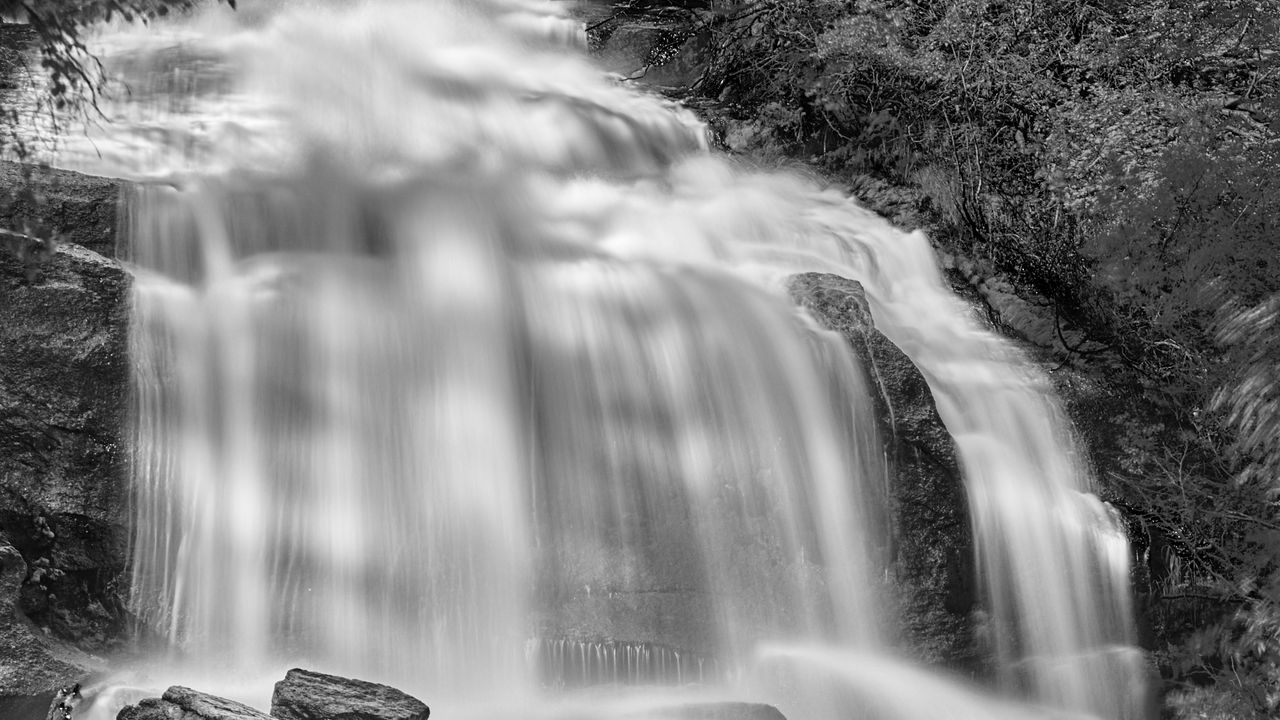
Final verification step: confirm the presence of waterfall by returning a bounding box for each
[66,1,1145,718]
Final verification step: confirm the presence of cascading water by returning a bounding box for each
[54,1,1146,719]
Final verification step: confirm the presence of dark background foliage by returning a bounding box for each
[600,0,1280,715]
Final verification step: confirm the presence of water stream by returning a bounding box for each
[51,1,1146,719]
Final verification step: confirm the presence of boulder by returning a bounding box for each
[117,698,182,720]
[271,668,429,720]
[117,687,271,720]
[0,162,124,260]
[788,272,977,670]
[0,235,131,691]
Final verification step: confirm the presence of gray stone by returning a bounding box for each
[788,272,977,670]
[0,234,131,691]
[271,668,429,720]
[116,687,271,720]
[164,687,271,720]
[117,697,185,720]
[0,161,124,259]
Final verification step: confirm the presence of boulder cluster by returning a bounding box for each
[113,669,786,720]
[118,669,430,720]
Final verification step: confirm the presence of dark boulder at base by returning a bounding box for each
[117,686,271,720]
[272,668,429,720]
[788,272,978,671]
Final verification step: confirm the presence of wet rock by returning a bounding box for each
[44,682,86,720]
[0,162,123,259]
[0,541,102,699]
[271,668,429,720]
[0,543,23,613]
[0,236,131,685]
[788,272,977,670]
[117,687,271,720]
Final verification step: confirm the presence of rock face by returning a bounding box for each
[0,162,123,259]
[117,687,272,720]
[0,542,104,698]
[0,167,131,696]
[272,669,429,720]
[788,272,977,670]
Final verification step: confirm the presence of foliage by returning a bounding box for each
[0,1,235,280]
[1162,600,1280,717]
[653,0,1280,713]
[1214,295,1280,494]
[0,0,235,158]
[0,172,58,281]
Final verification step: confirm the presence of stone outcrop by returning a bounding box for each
[0,162,123,259]
[116,671,433,720]
[117,686,271,720]
[788,272,977,670]
[0,165,131,697]
[272,669,430,720]
[0,241,132,643]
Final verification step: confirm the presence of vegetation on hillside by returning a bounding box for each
[606,0,1280,714]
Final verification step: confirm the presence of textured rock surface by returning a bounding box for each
[0,162,123,259]
[789,272,977,669]
[116,698,183,720]
[272,668,429,720]
[0,541,102,698]
[0,233,131,694]
[117,687,272,720]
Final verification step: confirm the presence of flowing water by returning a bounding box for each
[48,1,1146,719]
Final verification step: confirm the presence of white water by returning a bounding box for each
[61,1,1144,719]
